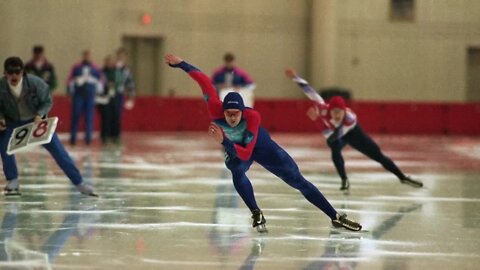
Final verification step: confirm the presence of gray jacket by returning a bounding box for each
[0,74,52,122]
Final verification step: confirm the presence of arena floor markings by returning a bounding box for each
[0,133,479,269]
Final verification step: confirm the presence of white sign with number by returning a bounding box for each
[7,117,58,155]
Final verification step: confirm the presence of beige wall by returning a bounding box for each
[332,0,480,101]
[0,0,479,101]
[0,0,310,98]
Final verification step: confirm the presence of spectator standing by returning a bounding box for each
[24,45,57,92]
[97,55,116,144]
[66,50,103,146]
[111,48,135,144]
[211,53,255,107]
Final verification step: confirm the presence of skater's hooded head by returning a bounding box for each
[328,96,347,123]
[223,92,245,111]
[328,96,346,110]
[223,92,245,127]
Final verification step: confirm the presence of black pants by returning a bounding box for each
[327,125,406,181]
[98,94,123,143]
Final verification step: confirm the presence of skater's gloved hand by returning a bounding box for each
[284,68,297,79]
[306,106,320,121]
[327,127,342,144]
[208,122,224,143]
[164,54,183,66]
[124,98,134,110]
[224,151,236,164]
[0,119,5,131]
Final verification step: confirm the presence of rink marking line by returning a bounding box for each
[23,210,118,214]
[335,208,423,215]
[268,235,420,246]
[142,258,232,266]
[373,250,480,258]
[448,145,480,160]
[123,206,395,214]
[0,201,44,205]
[96,162,226,171]
[97,192,190,197]
[0,261,52,267]
[270,256,370,262]
[299,160,430,168]
[369,195,480,202]
[123,206,215,213]
[94,159,430,172]
[124,206,196,211]
[87,222,251,230]
[271,250,480,262]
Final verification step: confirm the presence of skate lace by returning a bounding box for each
[251,210,264,225]
[340,215,360,228]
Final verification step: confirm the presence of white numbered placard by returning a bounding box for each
[7,117,58,155]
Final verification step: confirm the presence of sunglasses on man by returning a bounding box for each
[6,69,22,75]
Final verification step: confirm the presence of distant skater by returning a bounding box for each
[285,68,423,190]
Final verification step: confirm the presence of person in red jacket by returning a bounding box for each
[165,54,362,232]
[285,68,423,191]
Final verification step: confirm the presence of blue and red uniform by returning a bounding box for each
[172,61,338,221]
[291,75,411,183]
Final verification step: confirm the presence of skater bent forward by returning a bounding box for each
[165,54,362,232]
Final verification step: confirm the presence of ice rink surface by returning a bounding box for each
[0,132,479,269]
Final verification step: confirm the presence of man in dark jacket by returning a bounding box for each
[0,56,97,196]
[24,45,57,92]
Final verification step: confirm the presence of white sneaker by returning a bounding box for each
[76,183,98,197]
[4,179,21,196]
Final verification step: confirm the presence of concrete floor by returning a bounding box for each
[0,133,479,269]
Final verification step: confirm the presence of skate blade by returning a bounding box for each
[339,224,362,232]
[401,181,423,188]
[256,224,268,233]
[4,190,21,196]
[332,225,363,233]
[83,192,99,197]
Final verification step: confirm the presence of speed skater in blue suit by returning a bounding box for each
[165,54,362,232]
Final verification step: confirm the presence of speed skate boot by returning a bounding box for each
[331,213,362,231]
[400,176,423,188]
[251,209,268,233]
[4,179,21,196]
[340,178,350,191]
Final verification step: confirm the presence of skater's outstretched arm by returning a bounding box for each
[165,54,223,119]
[285,68,326,106]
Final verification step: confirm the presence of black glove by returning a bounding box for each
[327,126,342,144]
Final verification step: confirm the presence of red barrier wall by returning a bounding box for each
[50,96,480,135]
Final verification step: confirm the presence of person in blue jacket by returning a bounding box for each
[66,50,103,146]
